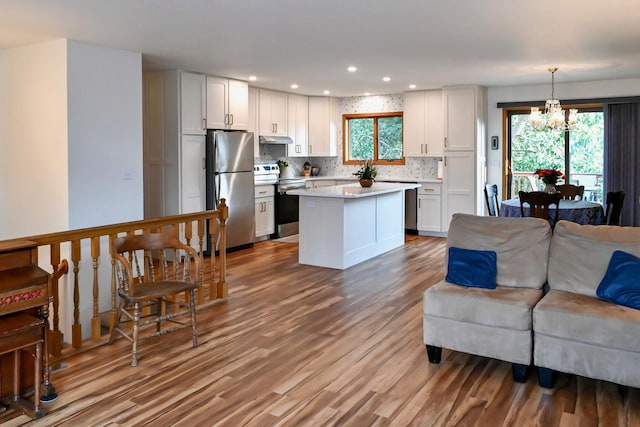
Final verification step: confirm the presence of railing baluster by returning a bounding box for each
[109,234,117,334]
[91,236,101,341]
[217,200,228,298]
[197,219,205,304]
[49,243,63,360]
[71,240,82,349]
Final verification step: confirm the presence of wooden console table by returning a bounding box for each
[0,240,55,419]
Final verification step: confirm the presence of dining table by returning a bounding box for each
[499,198,605,226]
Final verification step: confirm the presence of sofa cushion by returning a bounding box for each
[446,214,552,289]
[446,247,497,289]
[596,251,640,310]
[423,281,543,331]
[547,221,640,297]
[533,290,640,353]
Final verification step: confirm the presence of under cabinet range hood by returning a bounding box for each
[259,135,293,144]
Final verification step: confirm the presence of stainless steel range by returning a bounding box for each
[254,164,306,238]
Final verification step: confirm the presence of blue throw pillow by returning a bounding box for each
[446,247,497,289]
[596,250,640,310]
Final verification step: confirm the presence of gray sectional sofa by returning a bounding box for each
[423,213,640,388]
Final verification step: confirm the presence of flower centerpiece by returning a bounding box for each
[534,168,564,193]
[353,160,377,187]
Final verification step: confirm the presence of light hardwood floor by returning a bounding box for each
[2,234,639,426]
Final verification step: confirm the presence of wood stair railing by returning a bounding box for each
[0,201,227,364]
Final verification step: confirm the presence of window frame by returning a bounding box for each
[342,111,405,165]
[503,103,603,199]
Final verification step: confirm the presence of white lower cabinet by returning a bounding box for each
[255,185,275,237]
[417,183,442,232]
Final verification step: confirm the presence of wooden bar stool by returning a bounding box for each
[0,313,45,419]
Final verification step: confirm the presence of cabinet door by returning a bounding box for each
[181,135,206,214]
[308,97,338,157]
[258,89,273,135]
[259,89,288,136]
[287,94,309,157]
[425,90,444,156]
[417,195,441,232]
[255,197,275,237]
[403,91,426,157]
[206,76,228,130]
[271,91,288,136]
[228,79,248,130]
[443,87,476,151]
[180,72,206,135]
[441,151,476,231]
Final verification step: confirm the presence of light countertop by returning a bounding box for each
[297,176,442,183]
[288,182,421,199]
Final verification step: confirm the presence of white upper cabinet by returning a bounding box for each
[206,76,248,130]
[443,86,478,151]
[180,72,206,135]
[287,94,309,157]
[248,87,259,156]
[404,90,443,157]
[259,89,288,136]
[403,91,426,157]
[425,90,444,156]
[308,96,338,157]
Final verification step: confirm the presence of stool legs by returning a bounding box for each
[9,344,45,419]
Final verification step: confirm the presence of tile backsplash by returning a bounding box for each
[256,93,440,180]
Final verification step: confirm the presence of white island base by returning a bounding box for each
[289,183,420,269]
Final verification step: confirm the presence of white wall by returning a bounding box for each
[0,50,7,232]
[2,39,69,239]
[67,40,143,228]
[486,77,640,191]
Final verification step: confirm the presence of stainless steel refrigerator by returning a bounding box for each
[206,130,255,251]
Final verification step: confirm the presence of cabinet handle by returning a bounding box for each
[202,118,206,130]
[230,114,234,125]
[202,157,206,170]
[424,188,434,192]
[258,190,267,195]
[425,143,428,154]
[444,137,447,148]
[418,199,421,208]
[309,144,312,154]
[225,114,229,125]
[444,156,447,166]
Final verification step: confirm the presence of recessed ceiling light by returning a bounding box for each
[249,76,257,82]
[347,66,357,73]
[291,83,299,89]
[409,84,416,89]
[323,90,330,95]
[364,92,371,96]
[383,76,391,82]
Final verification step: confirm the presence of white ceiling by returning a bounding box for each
[1,0,639,96]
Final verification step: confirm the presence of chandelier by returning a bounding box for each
[529,67,577,131]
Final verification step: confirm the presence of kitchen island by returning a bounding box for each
[287,182,420,269]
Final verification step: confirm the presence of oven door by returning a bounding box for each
[276,192,299,225]
[274,189,300,238]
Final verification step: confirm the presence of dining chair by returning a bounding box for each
[519,191,561,224]
[603,190,625,225]
[484,184,500,216]
[555,184,585,200]
[109,232,202,366]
